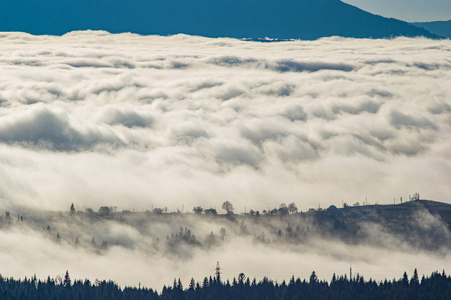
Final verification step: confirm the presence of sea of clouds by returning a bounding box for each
[1,31,450,212]
[0,31,450,288]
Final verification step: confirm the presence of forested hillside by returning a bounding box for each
[2,199,450,254]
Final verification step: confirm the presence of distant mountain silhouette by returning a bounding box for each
[0,0,439,39]
[413,20,451,39]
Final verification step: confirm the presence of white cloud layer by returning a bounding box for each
[0,31,450,288]
[1,31,450,212]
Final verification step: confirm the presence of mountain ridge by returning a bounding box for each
[0,0,440,40]
[413,20,451,38]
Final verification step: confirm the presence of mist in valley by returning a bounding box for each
[1,201,451,289]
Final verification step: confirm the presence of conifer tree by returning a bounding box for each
[63,271,71,288]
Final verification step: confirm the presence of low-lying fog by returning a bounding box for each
[0,207,450,289]
[0,31,450,289]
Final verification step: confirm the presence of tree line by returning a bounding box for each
[0,269,450,299]
[65,200,299,217]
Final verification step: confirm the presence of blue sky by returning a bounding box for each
[343,0,451,22]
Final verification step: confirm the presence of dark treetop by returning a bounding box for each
[0,269,450,300]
